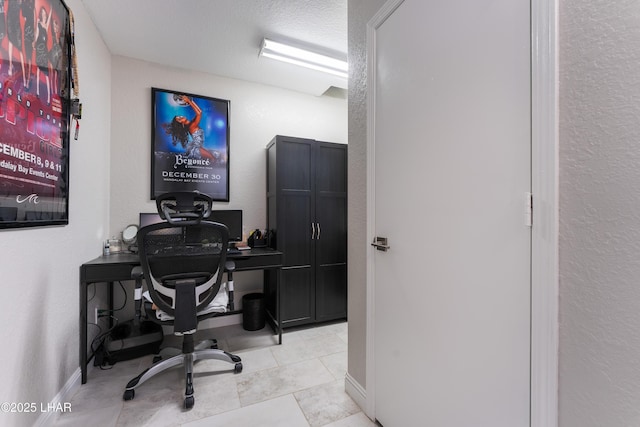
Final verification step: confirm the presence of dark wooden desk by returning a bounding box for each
[79,248,283,384]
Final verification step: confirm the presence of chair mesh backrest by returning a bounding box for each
[137,220,229,316]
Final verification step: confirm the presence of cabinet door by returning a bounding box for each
[279,193,314,325]
[314,142,347,321]
[276,137,316,326]
[315,196,347,321]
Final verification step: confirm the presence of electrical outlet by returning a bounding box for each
[94,307,99,324]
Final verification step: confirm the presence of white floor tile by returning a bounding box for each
[55,403,121,427]
[320,351,348,380]
[323,412,377,427]
[55,322,360,427]
[183,394,310,427]
[294,380,361,427]
[236,359,335,406]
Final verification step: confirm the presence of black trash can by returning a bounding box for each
[242,293,265,331]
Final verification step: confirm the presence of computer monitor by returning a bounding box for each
[209,210,243,242]
[139,212,163,228]
[139,210,243,242]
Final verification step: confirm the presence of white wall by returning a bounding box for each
[0,0,111,426]
[348,2,640,426]
[0,4,347,426]
[14,1,640,425]
[346,0,385,393]
[109,56,347,322]
[109,56,347,237]
[559,2,640,425]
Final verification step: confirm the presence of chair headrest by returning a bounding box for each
[155,191,213,225]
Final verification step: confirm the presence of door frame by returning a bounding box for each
[364,0,559,425]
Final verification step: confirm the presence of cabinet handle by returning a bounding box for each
[311,222,316,239]
[317,223,321,239]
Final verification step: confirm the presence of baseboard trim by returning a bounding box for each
[34,368,81,427]
[345,373,367,415]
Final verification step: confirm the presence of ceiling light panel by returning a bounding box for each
[259,38,348,79]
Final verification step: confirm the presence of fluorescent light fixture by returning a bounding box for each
[259,38,348,79]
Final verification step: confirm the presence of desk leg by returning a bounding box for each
[79,275,87,384]
[263,267,282,345]
[109,282,115,329]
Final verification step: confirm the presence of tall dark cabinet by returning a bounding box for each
[266,135,347,328]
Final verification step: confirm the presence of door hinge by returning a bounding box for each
[525,192,533,227]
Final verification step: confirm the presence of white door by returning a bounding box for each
[370,0,531,425]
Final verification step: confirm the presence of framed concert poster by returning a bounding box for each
[0,0,73,229]
[151,87,230,201]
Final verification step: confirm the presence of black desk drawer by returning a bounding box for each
[81,263,137,283]
[232,253,283,271]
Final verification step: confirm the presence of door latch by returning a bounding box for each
[371,236,390,252]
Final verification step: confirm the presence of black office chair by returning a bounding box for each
[123,192,242,409]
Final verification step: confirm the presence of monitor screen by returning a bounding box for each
[139,210,242,242]
[209,210,243,242]
[139,212,163,228]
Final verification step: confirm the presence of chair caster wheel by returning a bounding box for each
[184,396,195,409]
[234,362,243,373]
[123,389,135,401]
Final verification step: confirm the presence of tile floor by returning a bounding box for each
[55,321,376,427]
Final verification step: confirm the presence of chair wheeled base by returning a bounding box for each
[126,191,242,410]
[123,334,242,409]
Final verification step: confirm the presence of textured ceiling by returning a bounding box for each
[80,0,347,96]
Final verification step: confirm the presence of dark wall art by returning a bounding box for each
[0,0,72,229]
[151,87,230,201]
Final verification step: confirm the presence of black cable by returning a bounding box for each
[97,281,128,316]
[86,282,97,303]
[90,316,120,370]
[90,318,118,352]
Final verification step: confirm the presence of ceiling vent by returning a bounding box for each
[321,86,347,99]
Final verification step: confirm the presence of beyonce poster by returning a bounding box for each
[151,87,230,201]
[0,0,71,229]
